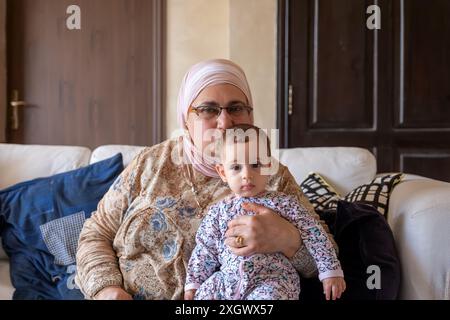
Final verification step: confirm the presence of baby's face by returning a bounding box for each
[216,141,270,197]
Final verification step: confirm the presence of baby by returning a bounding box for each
[184,124,345,300]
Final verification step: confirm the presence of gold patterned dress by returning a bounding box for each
[75,137,334,299]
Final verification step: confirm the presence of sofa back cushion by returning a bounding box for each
[277,147,377,195]
[0,144,91,190]
[90,145,377,196]
[90,145,145,167]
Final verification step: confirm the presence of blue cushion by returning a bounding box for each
[0,153,124,300]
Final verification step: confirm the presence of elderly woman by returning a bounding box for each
[75,59,336,300]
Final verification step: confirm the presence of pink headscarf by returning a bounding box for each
[177,59,253,178]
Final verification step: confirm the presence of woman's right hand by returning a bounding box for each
[94,286,133,300]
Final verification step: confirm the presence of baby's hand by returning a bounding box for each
[322,277,346,300]
[184,289,196,300]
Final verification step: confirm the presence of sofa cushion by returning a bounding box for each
[0,154,123,300]
[298,172,340,212]
[301,172,403,217]
[0,144,91,190]
[0,242,6,260]
[277,147,376,195]
[0,260,13,299]
[90,145,145,167]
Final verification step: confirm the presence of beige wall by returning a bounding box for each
[0,0,6,142]
[166,0,230,138]
[165,0,277,139]
[229,0,277,133]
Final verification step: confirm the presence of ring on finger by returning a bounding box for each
[235,235,244,247]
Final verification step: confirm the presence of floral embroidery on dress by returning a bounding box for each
[163,239,178,261]
[177,206,197,218]
[111,176,122,191]
[132,287,147,300]
[123,261,133,273]
[155,197,176,209]
[151,210,167,232]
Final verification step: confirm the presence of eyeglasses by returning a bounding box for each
[189,102,253,121]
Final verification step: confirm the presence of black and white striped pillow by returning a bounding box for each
[300,172,403,217]
[299,172,339,212]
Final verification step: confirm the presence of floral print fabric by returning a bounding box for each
[185,191,343,300]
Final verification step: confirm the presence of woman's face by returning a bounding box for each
[186,83,253,153]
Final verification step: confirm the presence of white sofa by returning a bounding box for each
[0,143,449,300]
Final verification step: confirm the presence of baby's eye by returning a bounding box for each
[251,162,262,169]
[230,164,242,172]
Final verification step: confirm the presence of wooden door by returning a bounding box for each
[6,0,164,148]
[278,0,450,182]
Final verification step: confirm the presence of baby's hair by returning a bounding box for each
[218,124,271,160]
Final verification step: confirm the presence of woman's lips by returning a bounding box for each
[241,184,255,191]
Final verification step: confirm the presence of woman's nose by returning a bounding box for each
[216,110,234,129]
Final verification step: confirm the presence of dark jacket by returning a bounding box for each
[300,200,401,300]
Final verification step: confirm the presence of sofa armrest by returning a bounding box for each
[387,176,450,300]
[0,261,13,299]
[0,244,6,260]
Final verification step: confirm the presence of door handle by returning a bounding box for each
[10,90,27,130]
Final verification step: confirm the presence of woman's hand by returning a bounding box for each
[224,202,303,257]
[94,286,133,300]
[322,277,346,300]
